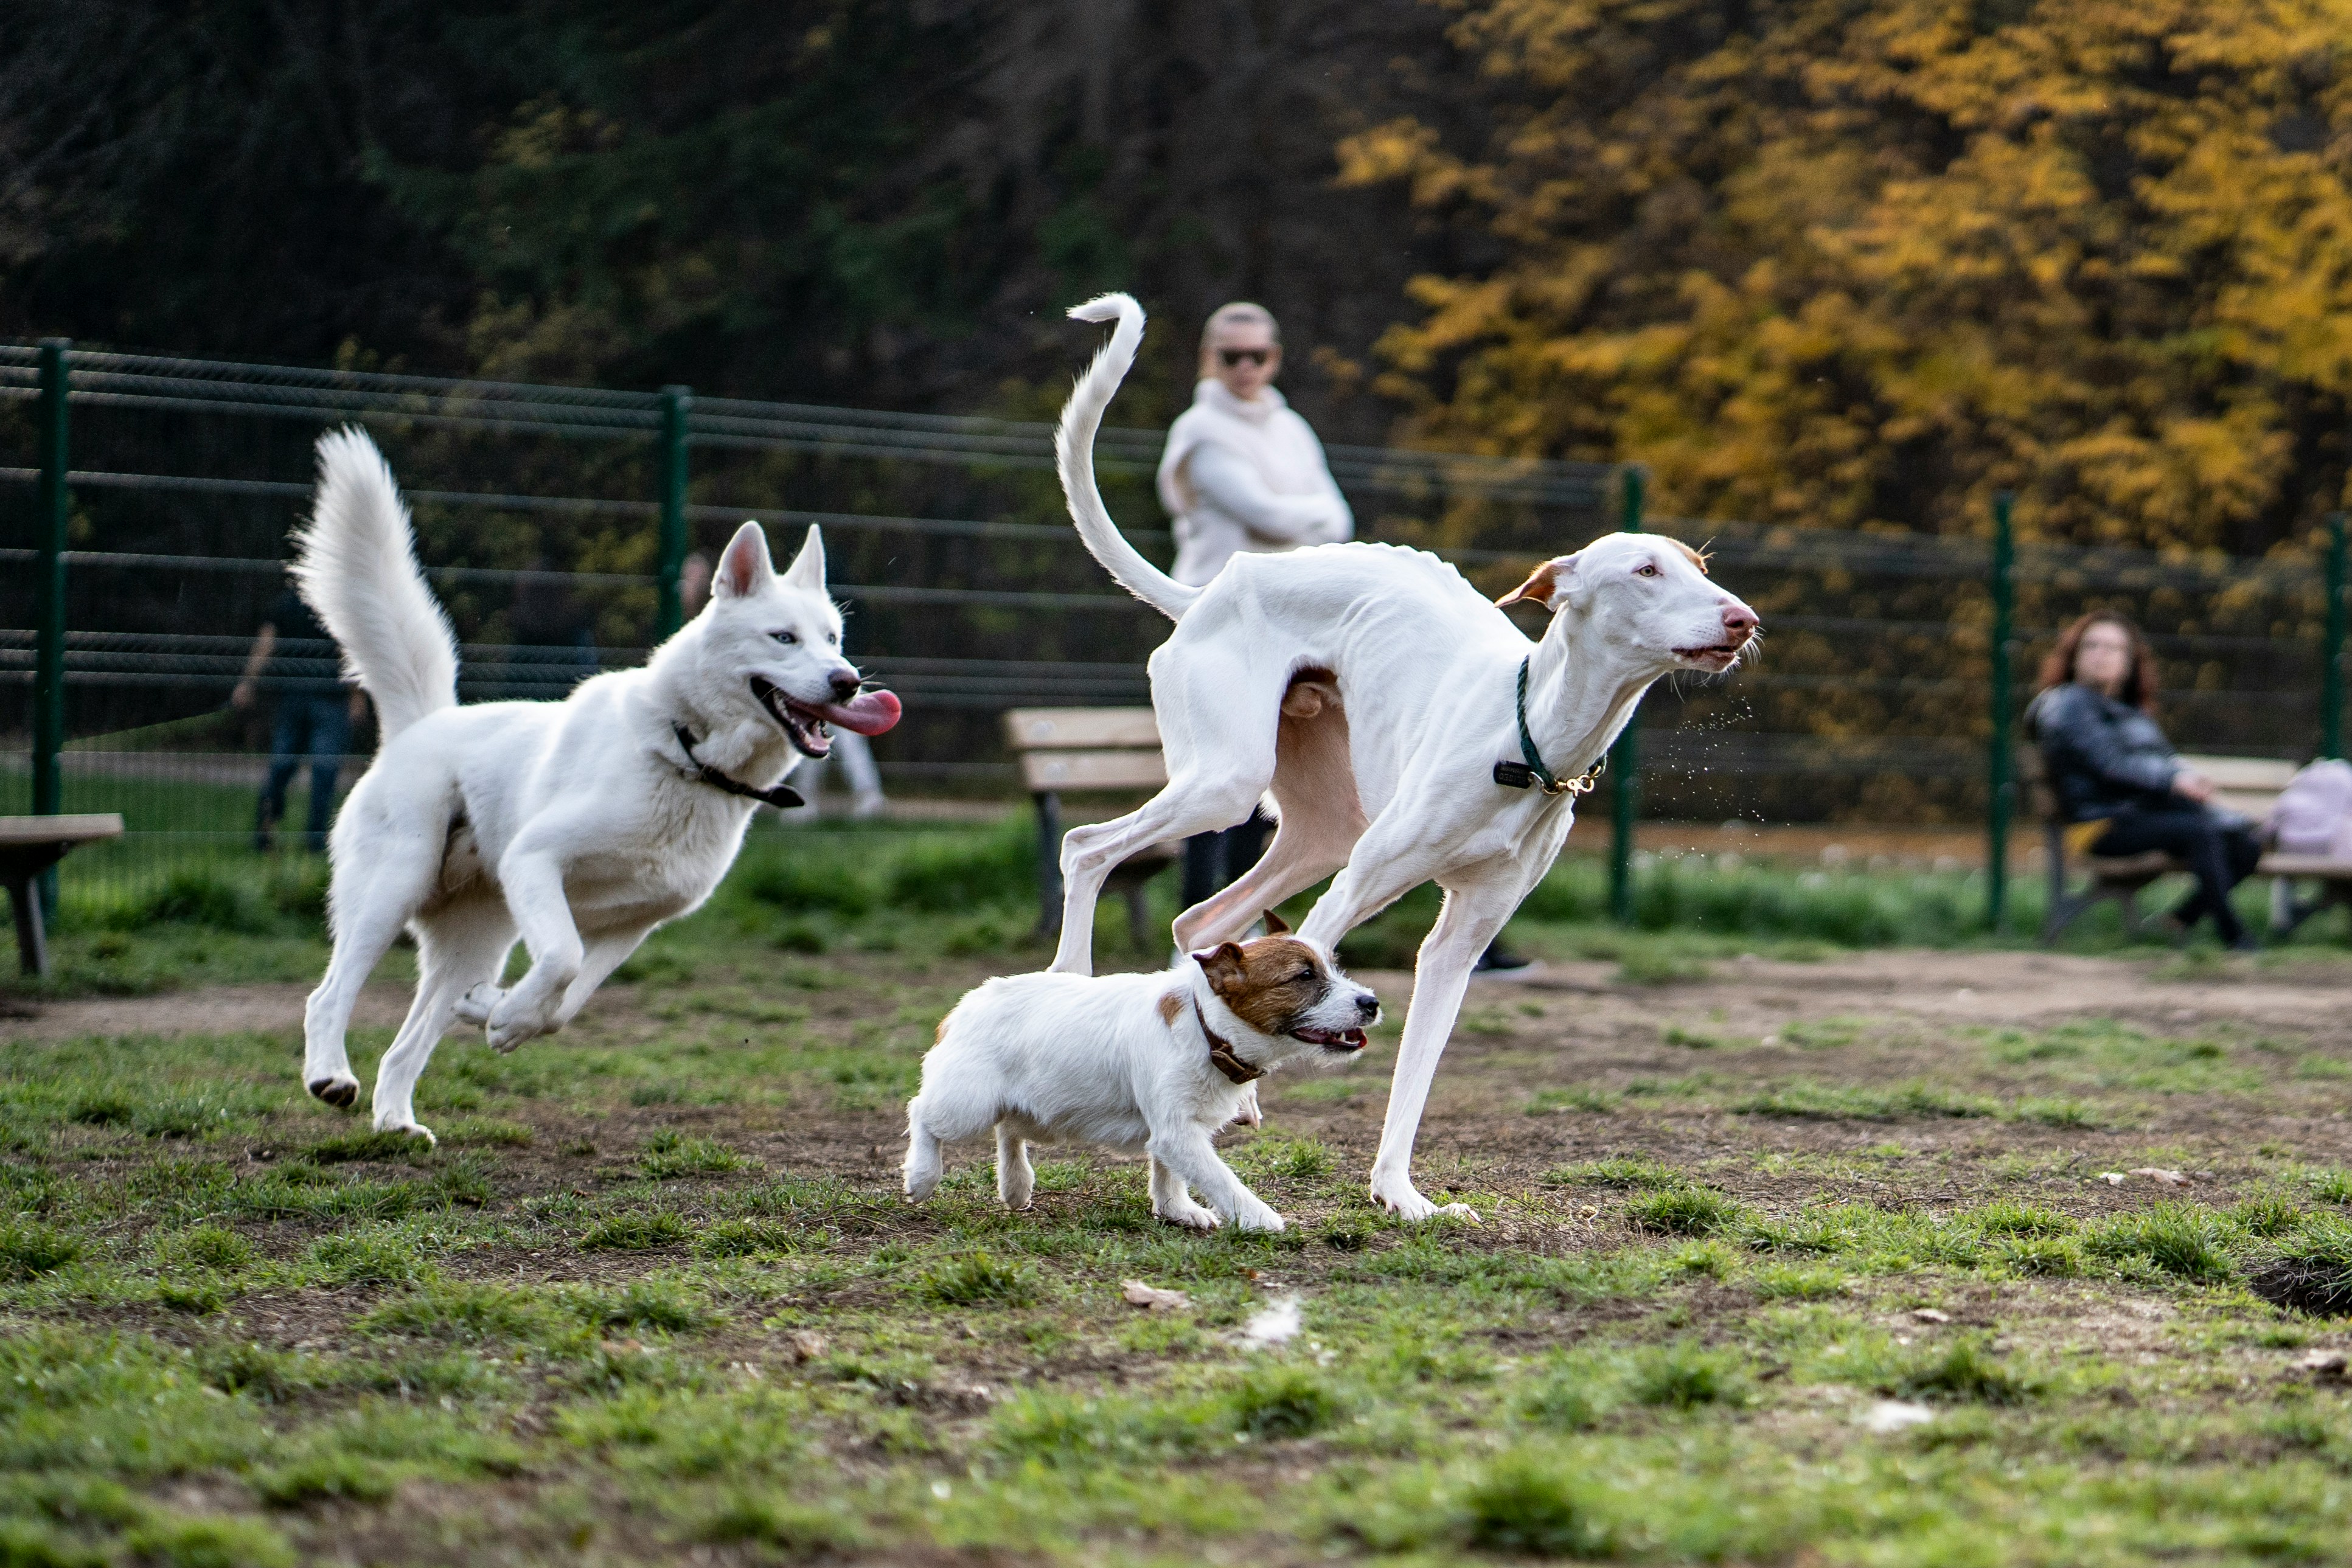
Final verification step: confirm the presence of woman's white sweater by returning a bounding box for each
[1155,380,1354,587]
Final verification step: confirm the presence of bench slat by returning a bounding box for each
[1003,708,1160,751]
[2177,754,2299,790]
[0,814,126,847]
[2258,853,2352,878]
[1020,751,1169,792]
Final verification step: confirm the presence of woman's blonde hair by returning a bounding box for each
[1199,302,1279,376]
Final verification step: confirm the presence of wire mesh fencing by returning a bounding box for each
[2,336,2347,928]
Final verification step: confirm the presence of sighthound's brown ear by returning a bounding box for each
[1262,909,1292,936]
[1190,942,1248,991]
[1495,560,1560,610]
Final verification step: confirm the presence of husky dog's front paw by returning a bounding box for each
[484,992,559,1053]
[373,1117,437,1148]
[307,1072,361,1109]
[452,983,503,1027]
[1155,1198,1222,1232]
[1231,1201,1287,1233]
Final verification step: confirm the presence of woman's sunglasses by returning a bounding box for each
[1218,348,1272,367]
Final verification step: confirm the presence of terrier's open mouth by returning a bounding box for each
[1290,1025,1369,1052]
[751,675,835,760]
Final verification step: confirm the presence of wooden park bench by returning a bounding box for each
[1,814,125,977]
[2026,753,2352,942]
[1003,708,1180,952]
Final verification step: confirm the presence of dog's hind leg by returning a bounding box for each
[304,830,442,1109]
[1051,647,1287,974]
[370,900,513,1142]
[995,1124,1036,1210]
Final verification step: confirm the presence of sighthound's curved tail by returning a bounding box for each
[1056,294,1200,623]
[291,428,460,744]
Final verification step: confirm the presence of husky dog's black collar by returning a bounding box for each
[672,724,804,810]
[1192,997,1264,1085]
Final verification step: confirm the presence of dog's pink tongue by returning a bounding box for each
[817,689,901,735]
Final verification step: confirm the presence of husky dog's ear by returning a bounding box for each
[1495,552,1581,613]
[1262,908,1292,935]
[714,521,776,599]
[781,523,827,594]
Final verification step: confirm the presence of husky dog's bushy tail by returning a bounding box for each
[290,428,459,744]
[1057,294,1200,623]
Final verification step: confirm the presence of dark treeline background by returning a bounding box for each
[0,0,1483,442]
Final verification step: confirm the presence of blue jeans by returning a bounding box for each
[260,694,352,848]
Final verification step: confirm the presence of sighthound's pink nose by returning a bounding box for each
[1721,603,1759,639]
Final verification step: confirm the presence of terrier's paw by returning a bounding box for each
[306,1074,360,1109]
[1155,1201,1222,1232]
[451,983,503,1027]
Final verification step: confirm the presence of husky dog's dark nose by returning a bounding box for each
[829,673,863,702]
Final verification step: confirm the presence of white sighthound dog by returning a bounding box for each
[293,428,901,1142]
[904,920,1378,1231]
[1049,294,1760,1221]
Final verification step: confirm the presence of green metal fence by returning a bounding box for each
[3,338,2349,933]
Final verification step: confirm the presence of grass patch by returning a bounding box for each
[579,1211,692,1251]
[1624,1186,1744,1237]
[918,1250,1040,1306]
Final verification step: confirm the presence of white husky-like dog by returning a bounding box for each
[1049,295,1759,1221]
[292,428,901,1142]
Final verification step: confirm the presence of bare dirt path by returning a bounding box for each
[1,981,411,1042]
[5,946,2345,1046]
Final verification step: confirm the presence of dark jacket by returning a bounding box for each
[2027,682,2180,822]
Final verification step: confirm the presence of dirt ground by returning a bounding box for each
[19,945,2347,1204]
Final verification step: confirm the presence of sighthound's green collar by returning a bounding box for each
[1492,657,1604,797]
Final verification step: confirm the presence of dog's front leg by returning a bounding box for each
[1363,881,1517,1223]
[485,839,585,1052]
[1147,1122,1282,1232]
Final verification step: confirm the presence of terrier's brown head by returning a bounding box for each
[1190,929,1379,1059]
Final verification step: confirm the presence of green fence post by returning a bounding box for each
[656,386,692,639]
[2325,512,2347,760]
[32,339,70,918]
[1609,465,1645,925]
[1986,490,2016,934]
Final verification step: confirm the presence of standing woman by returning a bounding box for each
[2028,612,2261,948]
[1157,303,1354,910]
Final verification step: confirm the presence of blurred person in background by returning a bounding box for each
[686,547,886,819]
[2028,611,2260,949]
[233,572,366,852]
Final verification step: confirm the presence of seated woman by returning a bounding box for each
[2028,612,2261,949]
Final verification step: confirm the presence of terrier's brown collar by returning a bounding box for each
[1192,998,1263,1085]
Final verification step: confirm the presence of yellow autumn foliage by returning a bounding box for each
[1341,0,2352,553]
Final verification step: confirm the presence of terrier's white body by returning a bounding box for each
[904,934,1379,1232]
[1048,294,1761,1221]
[293,429,899,1141]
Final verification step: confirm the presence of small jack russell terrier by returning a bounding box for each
[903,918,1378,1232]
